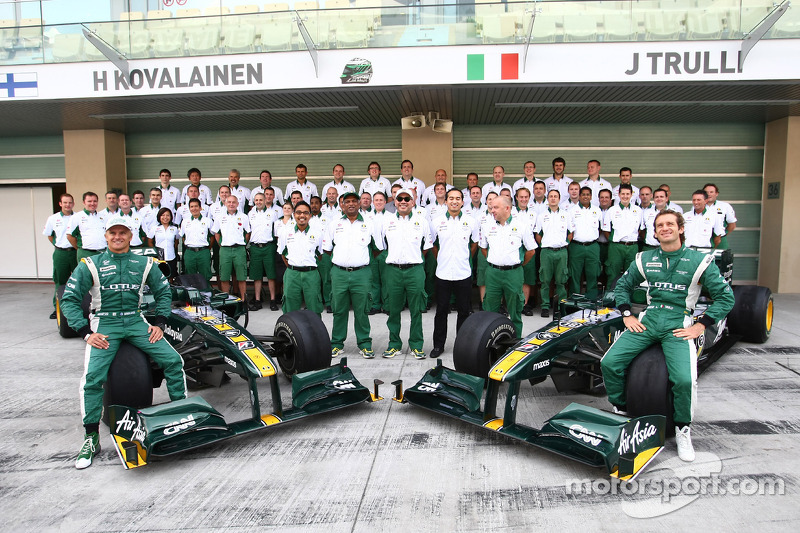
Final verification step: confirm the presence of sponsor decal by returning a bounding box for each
[163,414,196,436]
[330,379,357,390]
[115,410,146,442]
[223,355,237,369]
[99,265,117,272]
[103,283,140,290]
[163,324,183,342]
[518,343,539,352]
[609,329,624,346]
[536,331,560,341]
[416,381,442,393]
[237,340,255,351]
[617,420,658,455]
[222,328,241,337]
[645,262,662,267]
[341,58,373,84]
[531,359,550,371]
[652,281,687,290]
[569,424,603,447]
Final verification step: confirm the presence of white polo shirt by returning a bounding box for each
[208,201,226,223]
[278,224,323,268]
[320,202,341,219]
[640,206,666,247]
[580,177,614,207]
[174,203,208,226]
[666,201,684,214]
[181,183,213,206]
[571,204,603,243]
[248,207,279,244]
[137,204,162,234]
[147,224,180,261]
[212,211,251,246]
[158,185,182,211]
[684,208,726,248]
[393,177,426,198]
[67,210,106,251]
[321,180,356,199]
[323,213,375,268]
[180,215,213,248]
[602,203,643,243]
[420,183,454,207]
[430,211,478,281]
[215,184,251,211]
[119,210,144,246]
[481,181,513,203]
[707,200,736,231]
[376,211,433,265]
[534,208,575,249]
[426,201,448,222]
[480,215,537,266]
[462,202,484,221]
[544,175,573,200]
[612,183,641,205]
[359,176,392,198]
[512,178,544,208]
[249,185,285,207]
[285,179,319,203]
[43,211,74,248]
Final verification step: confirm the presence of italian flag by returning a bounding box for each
[467,53,519,81]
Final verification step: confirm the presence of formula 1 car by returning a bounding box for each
[394,249,772,480]
[57,249,382,469]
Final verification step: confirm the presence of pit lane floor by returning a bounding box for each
[1,283,798,532]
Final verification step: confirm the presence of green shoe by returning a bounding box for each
[382,348,400,359]
[331,347,343,358]
[411,348,426,360]
[360,348,375,359]
[75,432,100,470]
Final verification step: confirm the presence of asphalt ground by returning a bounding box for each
[1,282,798,532]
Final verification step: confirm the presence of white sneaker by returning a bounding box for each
[675,425,695,462]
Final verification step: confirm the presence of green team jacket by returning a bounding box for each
[615,245,735,327]
[61,250,171,338]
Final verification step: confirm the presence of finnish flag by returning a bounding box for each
[0,72,38,98]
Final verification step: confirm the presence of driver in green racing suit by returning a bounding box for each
[61,216,187,469]
[600,210,734,462]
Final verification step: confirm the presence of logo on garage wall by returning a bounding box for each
[341,58,373,84]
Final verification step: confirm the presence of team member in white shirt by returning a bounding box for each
[285,164,319,203]
[424,182,449,310]
[174,185,208,226]
[463,185,484,220]
[321,164,356,200]
[117,194,145,248]
[638,185,653,210]
[514,187,538,315]
[569,187,603,299]
[684,190,725,248]
[534,190,574,317]
[323,191,377,359]
[476,191,499,308]
[98,191,120,218]
[612,167,640,205]
[429,189,478,358]
[310,195,335,312]
[212,195,251,299]
[182,167,213,207]
[250,170,285,209]
[214,169,250,212]
[369,191,390,315]
[641,188,670,251]
[138,188,164,234]
[703,183,737,250]
[658,183,684,214]
[602,184,643,280]
[560,181,582,212]
[320,186,341,218]
[43,192,77,318]
[544,157,572,200]
[359,161,393,201]
[461,172,479,201]
[393,160,426,199]
[580,159,614,208]
[132,190,146,212]
[208,185,231,222]
[248,191,281,312]
[157,169,182,213]
[482,195,537,336]
[67,191,107,261]
[420,169,453,207]
[481,165,513,203]
[374,188,433,359]
[278,201,324,315]
[513,160,542,208]
[147,207,180,277]
[530,181,549,218]
[180,198,214,282]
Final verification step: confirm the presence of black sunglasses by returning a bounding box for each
[396,196,412,202]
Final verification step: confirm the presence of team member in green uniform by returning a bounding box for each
[514,187,538,315]
[180,199,213,282]
[601,210,734,462]
[61,216,187,469]
[323,192,376,358]
[481,195,537,336]
[375,188,433,359]
[533,190,574,318]
[212,195,251,299]
[476,191,499,308]
[66,192,107,261]
[602,183,643,280]
[568,187,603,299]
[248,191,280,311]
[43,193,77,318]
[277,201,324,315]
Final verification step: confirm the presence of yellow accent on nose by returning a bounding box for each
[489,350,527,381]
[483,418,504,431]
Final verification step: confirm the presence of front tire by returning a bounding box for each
[625,345,675,435]
[727,285,773,344]
[102,341,154,426]
[273,310,331,379]
[453,311,516,378]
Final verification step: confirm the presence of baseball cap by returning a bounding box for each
[341,191,360,202]
[105,216,133,231]
[395,188,414,200]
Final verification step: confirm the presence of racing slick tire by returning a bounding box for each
[102,341,154,426]
[625,345,675,436]
[727,285,773,344]
[273,310,331,379]
[55,285,90,339]
[453,311,516,378]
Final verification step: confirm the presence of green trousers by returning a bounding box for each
[184,247,212,283]
[385,263,426,351]
[539,247,568,310]
[370,248,388,311]
[282,267,323,315]
[330,266,372,350]
[81,315,186,425]
[600,311,697,424]
[317,254,333,307]
[52,247,77,309]
[424,252,437,306]
[606,242,638,281]
[484,265,524,338]
[717,235,729,250]
[568,241,600,299]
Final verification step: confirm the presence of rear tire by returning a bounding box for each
[102,341,154,426]
[727,285,773,344]
[625,345,675,436]
[453,311,516,378]
[273,310,331,379]
[55,285,90,339]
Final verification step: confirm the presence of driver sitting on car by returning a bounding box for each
[600,210,734,462]
[61,216,187,469]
